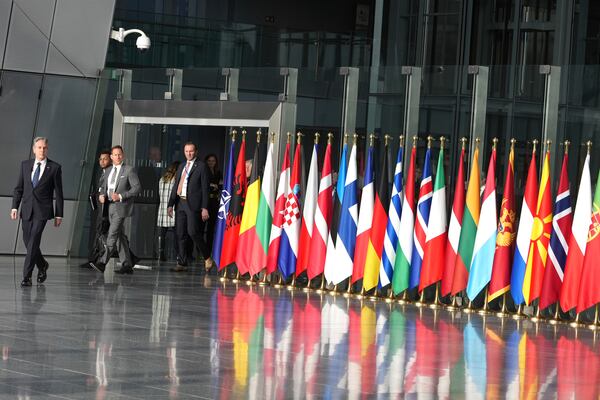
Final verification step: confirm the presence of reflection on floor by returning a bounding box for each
[0,256,598,398]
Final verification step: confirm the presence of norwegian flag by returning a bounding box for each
[409,148,433,289]
[539,152,572,310]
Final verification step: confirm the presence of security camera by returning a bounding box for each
[110,27,151,52]
[136,35,151,51]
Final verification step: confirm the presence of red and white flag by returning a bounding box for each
[559,153,591,312]
[297,141,319,276]
[307,140,333,280]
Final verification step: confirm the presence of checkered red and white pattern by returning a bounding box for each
[284,194,300,226]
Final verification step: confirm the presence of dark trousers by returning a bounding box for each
[176,200,209,265]
[21,218,48,279]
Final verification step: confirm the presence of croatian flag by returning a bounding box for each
[278,142,303,279]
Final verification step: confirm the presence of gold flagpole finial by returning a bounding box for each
[586,140,593,154]
[297,131,304,144]
[563,140,570,155]
[352,133,359,145]
[399,135,404,147]
[412,135,418,147]
[256,129,262,143]
[545,139,552,152]
[343,133,349,144]
[286,132,292,143]
[510,138,516,151]
[241,129,247,140]
[492,137,498,149]
[384,134,392,146]
[460,137,468,150]
[427,135,433,149]
[231,129,237,141]
[532,139,539,153]
[314,132,320,144]
[270,132,276,143]
[327,132,334,144]
[439,136,446,150]
[368,133,376,147]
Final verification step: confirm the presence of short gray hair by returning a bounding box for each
[33,137,48,146]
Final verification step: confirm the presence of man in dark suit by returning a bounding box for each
[11,137,64,287]
[167,142,213,272]
[94,145,141,274]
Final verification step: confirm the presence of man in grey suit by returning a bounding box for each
[94,145,141,274]
[11,137,64,287]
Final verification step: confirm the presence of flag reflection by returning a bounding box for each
[208,285,600,398]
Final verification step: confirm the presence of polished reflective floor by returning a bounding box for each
[0,256,599,399]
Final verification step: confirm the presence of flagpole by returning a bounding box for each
[590,304,600,331]
[551,138,568,322]
[415,135,434,308]
[429,136,445,310]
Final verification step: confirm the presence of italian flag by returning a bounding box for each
[420,145,447,292]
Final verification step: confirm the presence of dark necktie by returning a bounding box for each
[108,168,117,196]
[32,162,41,188]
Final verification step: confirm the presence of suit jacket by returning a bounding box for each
[13,158,64,221]
[168,159,209,212]
[98,164,141,217]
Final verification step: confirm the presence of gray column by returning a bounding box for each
[339,67,359,136]
[540,65,561,179]
[401,66,422,173]
[164,68,182,100]
[468,65,489,173]
[220,68,239,101]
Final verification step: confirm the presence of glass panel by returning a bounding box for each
[36,75,97,200]
[3,0,54,73]
[0,71,42,196]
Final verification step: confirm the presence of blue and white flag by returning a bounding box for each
[212,137,235,266]
[324,142,358,285]
[380,145,403,287]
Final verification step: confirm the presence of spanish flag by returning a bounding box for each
[523,149,552,305]
[236,132,262,275]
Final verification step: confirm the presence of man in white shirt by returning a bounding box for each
[95,145,141,274]
[11,137,64,287]
[167,142,211,272]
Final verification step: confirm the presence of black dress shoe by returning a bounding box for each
[90,262,105,273]
[115,266,133,274]
[21,278,32,287]
[37,261,49,283]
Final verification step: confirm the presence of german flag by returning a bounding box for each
[363,137,391,292]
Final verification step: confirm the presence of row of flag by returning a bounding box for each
[212,287,600,399]
[212,130,600,314]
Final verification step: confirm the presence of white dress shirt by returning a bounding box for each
[107,164,123,201]
[31,158,47,182]
[180,159,195,197]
